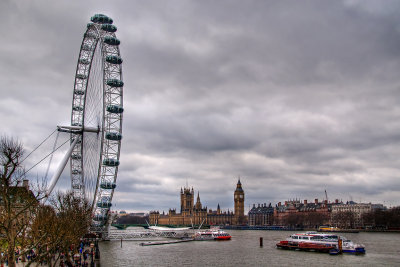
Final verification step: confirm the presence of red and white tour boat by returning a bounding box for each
[276,231,365,254]
[193,229,231,241]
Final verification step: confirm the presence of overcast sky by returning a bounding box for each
[1,0,400,213]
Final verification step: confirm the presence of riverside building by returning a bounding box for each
[248,203,274,226]
[331,201,386,228]
[273,199,334,227]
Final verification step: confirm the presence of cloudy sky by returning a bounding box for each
[1,0,400,213]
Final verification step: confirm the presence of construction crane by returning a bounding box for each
[325,189,328,203]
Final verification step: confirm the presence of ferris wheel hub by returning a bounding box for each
[57,125,100,134]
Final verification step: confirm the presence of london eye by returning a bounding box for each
[50,14,124,230]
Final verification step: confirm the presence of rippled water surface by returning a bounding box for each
[99,230,400,266]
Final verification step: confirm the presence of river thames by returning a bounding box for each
[98,230,400,266]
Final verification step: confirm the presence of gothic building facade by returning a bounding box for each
[149,179,246,226]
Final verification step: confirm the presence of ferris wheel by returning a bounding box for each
[52,14,123,229]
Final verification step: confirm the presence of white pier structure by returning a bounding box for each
[105,228,194,240]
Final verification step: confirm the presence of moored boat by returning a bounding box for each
[276,231,365,254]
[193,229,231,241]
[318,226,359,233]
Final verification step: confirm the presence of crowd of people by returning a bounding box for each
[0,239,100,267]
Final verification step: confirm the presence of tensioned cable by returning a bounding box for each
[20,128,57,164]
[23,136,73,176]
[44,131,60,181]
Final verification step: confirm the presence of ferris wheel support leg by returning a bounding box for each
[45,137,80,198]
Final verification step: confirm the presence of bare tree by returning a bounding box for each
[361,211,375,228]
[28,191,92,266]
[331,211,356,229]
[27,204,61,266]
[0,137,43,267]
[283,213,300,228]
[1,137,93,267]
[361,207,400,230]
[53,191,92,265]
[306,212,329,229]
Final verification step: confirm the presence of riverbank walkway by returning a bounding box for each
[7,243,100,267]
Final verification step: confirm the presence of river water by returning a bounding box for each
[99,230,400,266]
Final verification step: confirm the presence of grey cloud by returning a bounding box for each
[2,0,400,212]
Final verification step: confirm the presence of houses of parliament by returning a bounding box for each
[149,179,246,226]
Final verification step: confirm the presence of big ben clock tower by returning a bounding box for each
[234,178,245,224]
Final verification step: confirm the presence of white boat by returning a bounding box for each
[193,229,231,241]
[277,231,365,254]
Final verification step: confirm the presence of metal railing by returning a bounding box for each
[103,229,194,240]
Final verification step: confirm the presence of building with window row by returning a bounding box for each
[248,203,274,226]
[331,201,386,228]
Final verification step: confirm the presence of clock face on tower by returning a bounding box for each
[240,195,243,199]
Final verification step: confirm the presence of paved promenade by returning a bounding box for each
[6,243,100,267]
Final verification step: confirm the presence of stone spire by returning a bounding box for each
[195,191,202,210]
[235,177,243,192]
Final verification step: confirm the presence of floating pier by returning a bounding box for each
[140,238,194,246]
[277,241,335,253]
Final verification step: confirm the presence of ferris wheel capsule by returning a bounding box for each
[106,55,123,64]
[104,36,120,46]
[103,158,120,167]
[106,105,124,114]
[90,14,113,24]
[106,79,124,87]
[100,182,116,189]
[101,24,117,32]
[82,44,93,51]
[106,132,122,141]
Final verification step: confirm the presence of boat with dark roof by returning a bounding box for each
[276,232,365,254]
